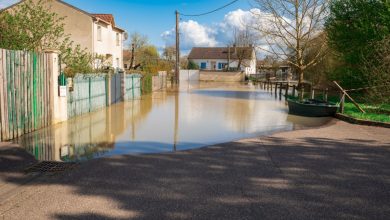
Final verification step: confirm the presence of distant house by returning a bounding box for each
[188,47,257,75]
[257,60,293,81]
[123,50,132,70]
[2,0,126,69]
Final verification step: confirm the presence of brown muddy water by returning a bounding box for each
[16,82,332,162]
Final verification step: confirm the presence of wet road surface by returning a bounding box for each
[16,83,332,161]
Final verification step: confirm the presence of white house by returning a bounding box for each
[92,14,125,69]
[188,47,257,75]
[3,0,126,69]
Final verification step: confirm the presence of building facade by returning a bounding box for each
[257,60,293,81]
[188,47,257,75]
[3,0,126,69]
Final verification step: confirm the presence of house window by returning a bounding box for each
[116,58,120,68]
[97,26,102,41]
[218,63,228,70]
[116,33,120,46]
[200,62,207,69]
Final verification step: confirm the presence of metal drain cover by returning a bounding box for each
[25,161,78,173]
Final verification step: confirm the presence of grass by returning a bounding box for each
[343,103,390,123]
[328,95,389,123]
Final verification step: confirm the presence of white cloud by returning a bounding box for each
[223,8,258,31]
[161,7,321,59]
[161,8,269,54]
[0,0,19,9]
[161,20,218,50]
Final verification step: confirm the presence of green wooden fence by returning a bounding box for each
[67,73,141,118]
[67,74,107,118]
[124,74,141,101]
[0,49,53,141]
[0,48,143,140]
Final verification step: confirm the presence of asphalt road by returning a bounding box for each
[0,120,389,219]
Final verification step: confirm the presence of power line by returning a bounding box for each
[179,0,239,17]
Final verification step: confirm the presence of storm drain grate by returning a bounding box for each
[25,161,78,173]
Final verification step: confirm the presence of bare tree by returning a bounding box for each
[230,28,256,70]
[251,0,329,94]
[162,46,176,62]
[128,32,148,69]
[233,27,255,47]
[227,27,255,69]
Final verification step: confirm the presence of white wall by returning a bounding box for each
[245,56,257,75]
[192,59,255,71]
[93,22,123,69]
[179,70,200,81]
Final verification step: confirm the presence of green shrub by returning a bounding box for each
[141,73,153,94]
[187,60,199,70]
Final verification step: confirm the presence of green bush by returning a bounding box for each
[326,0,390,90]
[187,60,199,70]
[141,73,153,94]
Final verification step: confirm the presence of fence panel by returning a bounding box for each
[110,73,121,104]
[0,49,52,141]
[67,74,107,118]
[124,74,141,101]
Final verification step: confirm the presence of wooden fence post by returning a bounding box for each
[0,49,5,140]
[106,74,111,106]
[333,81,365,113]
[121,72,126,102]
[324,88,328,102]
[285,83,289,99]
[292,85,296,97]
[279,83,282,100]
[274,83,277,96]
[340,92,345,113]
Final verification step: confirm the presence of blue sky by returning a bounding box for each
[1,0,258,53]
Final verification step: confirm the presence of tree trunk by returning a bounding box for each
[130,43,135,70]
[297,68,304,101]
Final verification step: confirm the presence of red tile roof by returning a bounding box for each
[188,47,254,60]
[92,14,115,26]
[123,50,131,60]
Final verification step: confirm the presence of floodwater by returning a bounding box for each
[16,82,332,162]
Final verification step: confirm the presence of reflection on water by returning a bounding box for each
[16,82,332,162]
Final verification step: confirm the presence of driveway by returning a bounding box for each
[0,120,389,219]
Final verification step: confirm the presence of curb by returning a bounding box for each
[335,113,390,128]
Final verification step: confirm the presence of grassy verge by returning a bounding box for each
[343,103,390,123]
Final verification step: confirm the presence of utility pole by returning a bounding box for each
[175,10,180,84]
[130,43,135,70]
[228,46,230,70]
